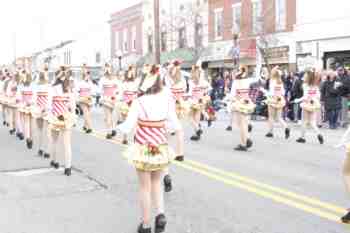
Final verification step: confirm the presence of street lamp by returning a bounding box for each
[116,50,123,71]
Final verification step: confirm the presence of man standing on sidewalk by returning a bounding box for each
[338,67,350,127]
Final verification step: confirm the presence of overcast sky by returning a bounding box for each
[0,0,140,64]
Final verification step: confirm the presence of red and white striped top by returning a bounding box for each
[171,87,185,101]
[192,87,203,100]
[36,92,48,109]
[123,91,138,103]
[273,86,283,96]
[22,91,33,104]
[52,96,70,117]
[79,88,91,97]
[236,88,250,99]
[103,85,117,97]
[135,119,167,146]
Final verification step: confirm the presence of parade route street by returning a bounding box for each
[1,109,350,233]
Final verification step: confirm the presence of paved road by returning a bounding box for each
[0,107,350,233]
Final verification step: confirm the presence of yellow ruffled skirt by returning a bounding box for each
[124,143,175,172]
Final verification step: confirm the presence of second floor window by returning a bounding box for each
[178,27,186,49]
[275,0,286,31]
[96,52,101,64]
[232,3,241,34]
[195,19,203,48]
[214,8,223,39]
[132,26,137,51]
[123,29,128,52]
[252,0,263,35]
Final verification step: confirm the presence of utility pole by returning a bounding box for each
[154,0,161,64]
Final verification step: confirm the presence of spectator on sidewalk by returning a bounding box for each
[290,72,304,123]
[337,67,350,127]
[321,71,342,129]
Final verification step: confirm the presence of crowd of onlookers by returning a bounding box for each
[209,66,350,130]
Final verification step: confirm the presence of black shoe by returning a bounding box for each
[170,132,176,136]
[174,155,184,162]
[2,121,5,126]
[18,133,24,140]
[190,135,200,141]
[6,123,9,127]
[163,175,172,193]
[82,126,87,131]
[38,150,44,156]
[50,161,59,169]
[341,211,350,223]
[64,168,72,176]
[85,129,92,134]
[296,138,306,143]
[197,129,203,136]
[234,145,247,151]
[248,124,253,133]
[137,223,151,233]
[285,128,290,139]
[111,130,117,137]
[226,126,232,131]
[26,139,33,149]
[44,153,50,159]
[265,132,274,138]
[154,214,167,233]
[122,139,128,145]
[317,134,324,145]
[9,128,15,135]
[246,139,253,149]
[106,133,112,139]
[208,120,212,127]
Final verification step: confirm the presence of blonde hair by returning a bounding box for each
[270,67,282,84]
[304,70,318,87]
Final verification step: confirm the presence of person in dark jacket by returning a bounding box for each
[321,71,342,129]
[290,72,304,122]
[337,67,350,127]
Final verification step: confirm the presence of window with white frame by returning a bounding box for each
[252,0,263,34]
[132,26,137,51]
[232,3,241,34]
[214,8,223,40]
[123,28,128,52]
[275,0,286,31]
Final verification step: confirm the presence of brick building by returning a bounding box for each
[204,0,296,75]
[109,3,144,70]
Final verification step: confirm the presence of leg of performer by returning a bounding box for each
[82,104,92,133]
[310,111,324,144]
[136,170,152,230]
[266,106,274,137]
[43,120,50,158]
[16,111,24,140]
[9,108,16,134]
[277,108,290,139]
[24,114,33,149]
[151,170,167,232]
[190,111,201,141]
[234,112,250,151]
[341,150,350,223]
[36,118,44,156]
[226,112,234,131]
[297,110,308,143]
[62,129,72,176]
[48,129,59,168]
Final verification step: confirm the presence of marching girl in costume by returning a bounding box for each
[264,67,291,139]
[295,70,324,144]
[47,67,76,176]
[188,65,210,141]
[18,71,35,149]
[76,70,94,134]
[2,71,12,128]
[100,63,120,139]
[229,67,255,151]
[6,72,22,138]
[118,65,139,145]
[117,65,182,233]
[32,67,50,158]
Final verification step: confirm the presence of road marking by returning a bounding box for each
[185,159,347,215]
[176,162,342,223]
[80,129,346,223]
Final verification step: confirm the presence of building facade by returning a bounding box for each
[109,3,144,70]
[295,0,350,71]
[205,0,296,75]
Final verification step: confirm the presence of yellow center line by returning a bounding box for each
[185,159,347,215]
[77,129,346,224]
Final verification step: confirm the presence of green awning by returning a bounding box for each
[137,48,196,67]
